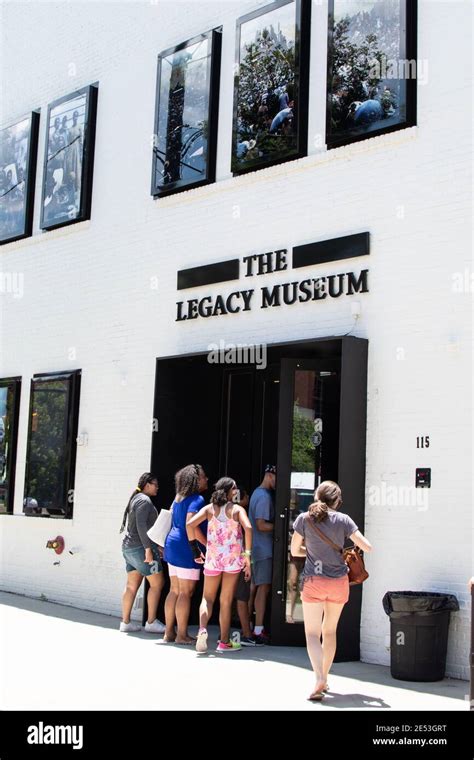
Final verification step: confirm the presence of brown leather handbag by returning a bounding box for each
[305,514,369,585]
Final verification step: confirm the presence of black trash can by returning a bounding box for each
[382,591,459,681]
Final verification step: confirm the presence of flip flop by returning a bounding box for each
[308,691,325,702]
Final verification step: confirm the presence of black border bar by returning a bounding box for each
[293,232,370,269]
[177,259,240,290]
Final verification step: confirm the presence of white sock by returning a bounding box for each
[254,625,264,635]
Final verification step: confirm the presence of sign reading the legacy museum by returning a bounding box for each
[176,243,369,322]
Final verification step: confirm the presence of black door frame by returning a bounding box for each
[146,335,368,660]
[271,356,332,645]
[269,337,368,660]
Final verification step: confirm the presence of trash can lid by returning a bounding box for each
[382,591,459,615]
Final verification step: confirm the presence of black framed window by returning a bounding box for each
[0,377,21,514]
[151,28,222,198]
[327,0,417,148]
[40,84,98,231]
[232,0,311,175]
[0,112,40,245]
[23,370,81,519]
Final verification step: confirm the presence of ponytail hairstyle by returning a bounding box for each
[211,477,236,507]
[308,480,342,524]
[175,463,204,498]
[120,472,158,533]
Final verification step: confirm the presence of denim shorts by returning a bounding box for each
[122,545,162,576]
[251,557,273,586]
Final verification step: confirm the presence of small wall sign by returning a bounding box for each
[415,468,431,488]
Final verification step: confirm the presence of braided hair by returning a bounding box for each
[120,472,158,533]
[308,480,342,524]
[211,477,236,507]
[175,464,204,497]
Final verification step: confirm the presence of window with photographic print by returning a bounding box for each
[0,113,39,245]
[0,378,21,514]
[151,29,222,197]
[23,371,81,518]
[327,0,417,147]
[232,0,311,175]
[40,84,98,230]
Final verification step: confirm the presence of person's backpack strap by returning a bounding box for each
[304,513,343,554]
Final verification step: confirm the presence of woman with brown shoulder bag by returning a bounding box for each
[290,480,372,701]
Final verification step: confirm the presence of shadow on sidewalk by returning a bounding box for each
[0,590,466,708]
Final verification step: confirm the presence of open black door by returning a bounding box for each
[270,338,368,661]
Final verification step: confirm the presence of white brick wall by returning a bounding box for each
[0,0,472,679]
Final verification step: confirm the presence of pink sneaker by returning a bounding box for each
[216,640,241,653]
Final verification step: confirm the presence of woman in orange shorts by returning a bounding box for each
[291,480,373,701]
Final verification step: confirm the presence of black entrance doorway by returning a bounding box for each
[220,362,280,500]
[148,336,367,661]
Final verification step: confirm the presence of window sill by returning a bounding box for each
[1,513,74,522]
[156,125,419,207]
[0,218,91,252]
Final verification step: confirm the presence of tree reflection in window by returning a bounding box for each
[152,33,218,195]
[0,379,21,514]
[24,372,80,518]
[327,0,416,146]
[232,0,307,174]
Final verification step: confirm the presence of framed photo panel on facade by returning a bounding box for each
[0,112,39,245]
[231,0,311,175]
[40,84,98,231]
[0,377,21,514]
[23,370,81,518]
[151,28,222,198]
[327,0,417,148]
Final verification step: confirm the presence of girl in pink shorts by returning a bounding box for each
[188,477,252,653]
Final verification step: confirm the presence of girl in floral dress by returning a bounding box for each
[187,477,252,653]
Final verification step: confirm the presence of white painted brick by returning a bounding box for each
[0,0,472,680]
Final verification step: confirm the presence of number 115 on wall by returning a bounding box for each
[416,436,430,448]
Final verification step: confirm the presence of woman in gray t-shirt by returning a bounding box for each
[119,472,165,634]
[290,480,372,701]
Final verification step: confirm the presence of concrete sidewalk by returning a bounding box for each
[0,591,468,711]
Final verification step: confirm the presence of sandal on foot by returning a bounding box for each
[308,691,325,702]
